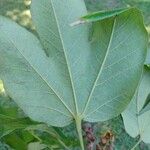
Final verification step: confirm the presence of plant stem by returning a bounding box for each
[130,139,141,150]
[57,139,70,150]
[29,130,42,143]
[75,117,84,150]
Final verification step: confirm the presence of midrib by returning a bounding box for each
[50,0,79,117]
[81,18,117,117]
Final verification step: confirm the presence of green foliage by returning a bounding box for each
[0,93,36,138]
[0,0,149,149]
[77,8,129,23]
[0,94,78,149]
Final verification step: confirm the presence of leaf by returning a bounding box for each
[25,124,72,149]
[0,1,147,125]
[122,68,150,143]
[0,1,148,148]
[71,8,130,26]
[0,94,36,138]
[30,0,147,121]
[28,142,47,150]
[2,131,32,150]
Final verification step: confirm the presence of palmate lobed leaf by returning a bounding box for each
[0,0,148,144]
[30,0,148,123]
[122,67,150,143]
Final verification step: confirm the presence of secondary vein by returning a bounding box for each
[50,0,79,117]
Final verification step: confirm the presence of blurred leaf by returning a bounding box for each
[0,94,37,138]
[2,131,32,150]
[0,141,13,150]
[25,124,79,150]
[28,142,47,150]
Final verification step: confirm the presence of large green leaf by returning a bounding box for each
[122,68,150,143]
[0,1,148,148]
[0,1,147,125]
[30,0,147,122]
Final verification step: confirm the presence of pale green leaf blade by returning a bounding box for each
[31,0,148,123]
[139,111,150,143]
[0,17,72,127]
[28,142,47,150]
[0,3,148,129]
[122,94,139,138]
[137,69,150,111]
[82,8,148,122]
[31,0,93,115]
[122,68,150,143]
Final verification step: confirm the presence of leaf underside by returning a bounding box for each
[122,68,150,143]
[0,0,148,127]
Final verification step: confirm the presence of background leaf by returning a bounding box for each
[0,93,36,138]
[122,67,150,143]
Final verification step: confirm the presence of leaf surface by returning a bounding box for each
[0,2,148,129]
[122,68,150,143]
